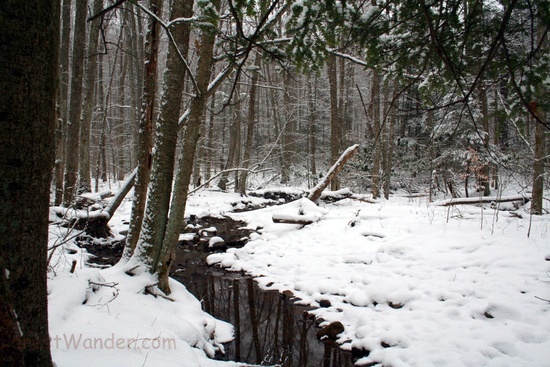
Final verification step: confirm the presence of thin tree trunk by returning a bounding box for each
[204,93,217,183]
[122,0,161,260]
[238,53,261,195]
[217,88,240,190]
[530,16,546,215]
[281,71,293,184]
[383,83,396,200]
[55,0,72,205]
[0,0,58,364]
[79,0,103,193]
[480,86,491,196]
[370,69,381,199]
[307,73,317,182]
[63,0,88,205]
[531,111,545,215]
[328,54,341,191]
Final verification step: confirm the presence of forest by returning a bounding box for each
[1,0,548,366]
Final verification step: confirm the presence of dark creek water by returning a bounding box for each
[81,216,357,367]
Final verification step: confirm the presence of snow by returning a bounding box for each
[208,194,550,367]
[48,186,550,367]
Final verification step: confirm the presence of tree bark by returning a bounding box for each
[0,0,58,365]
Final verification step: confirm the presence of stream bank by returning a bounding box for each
[80,215,358,366]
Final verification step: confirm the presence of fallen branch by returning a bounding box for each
[272,213,317,225]
[308,144,359,203]
[436,194,531,207]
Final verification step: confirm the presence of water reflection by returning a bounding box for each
[172,249,354,367]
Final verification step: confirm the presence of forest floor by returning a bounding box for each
[47,184,550,367]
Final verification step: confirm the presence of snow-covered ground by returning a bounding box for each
[48,187,550,367]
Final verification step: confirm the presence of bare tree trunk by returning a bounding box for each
[531,17,547,215]
[265,63,285,179]
[531,111,545,215]
[306,73,317,183]
[122,0,161,259]
[238,53,261,195]
[218,82,241,190]
[328,54,341,191]
[281,71,294,184]
[79,0,103,193]
[127,0,193,266]
[54,0,72,205]
[204,93,217,183]
[0,0,58,364]
[63,0,88,205]
[383,82,396,200]
[480,86,491,196]
[370,69,381,199]
[155,0,221,293]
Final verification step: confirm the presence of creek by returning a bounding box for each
[80,215,357,367]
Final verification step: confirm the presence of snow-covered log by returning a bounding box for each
[308,144,359,203]
[272,213,317,225]
[436,194,531,207]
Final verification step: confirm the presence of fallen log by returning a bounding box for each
[308,144,359,203]
[272,213,317,225]
[436,194,531,207]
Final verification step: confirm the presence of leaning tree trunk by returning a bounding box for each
[0,0,58,365]
[63,0,88,205]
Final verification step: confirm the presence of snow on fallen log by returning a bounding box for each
[272,197,328,226]
[272,213,318,225]
[435,194,531,207]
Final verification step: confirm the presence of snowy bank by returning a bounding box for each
[208,195,550,367]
